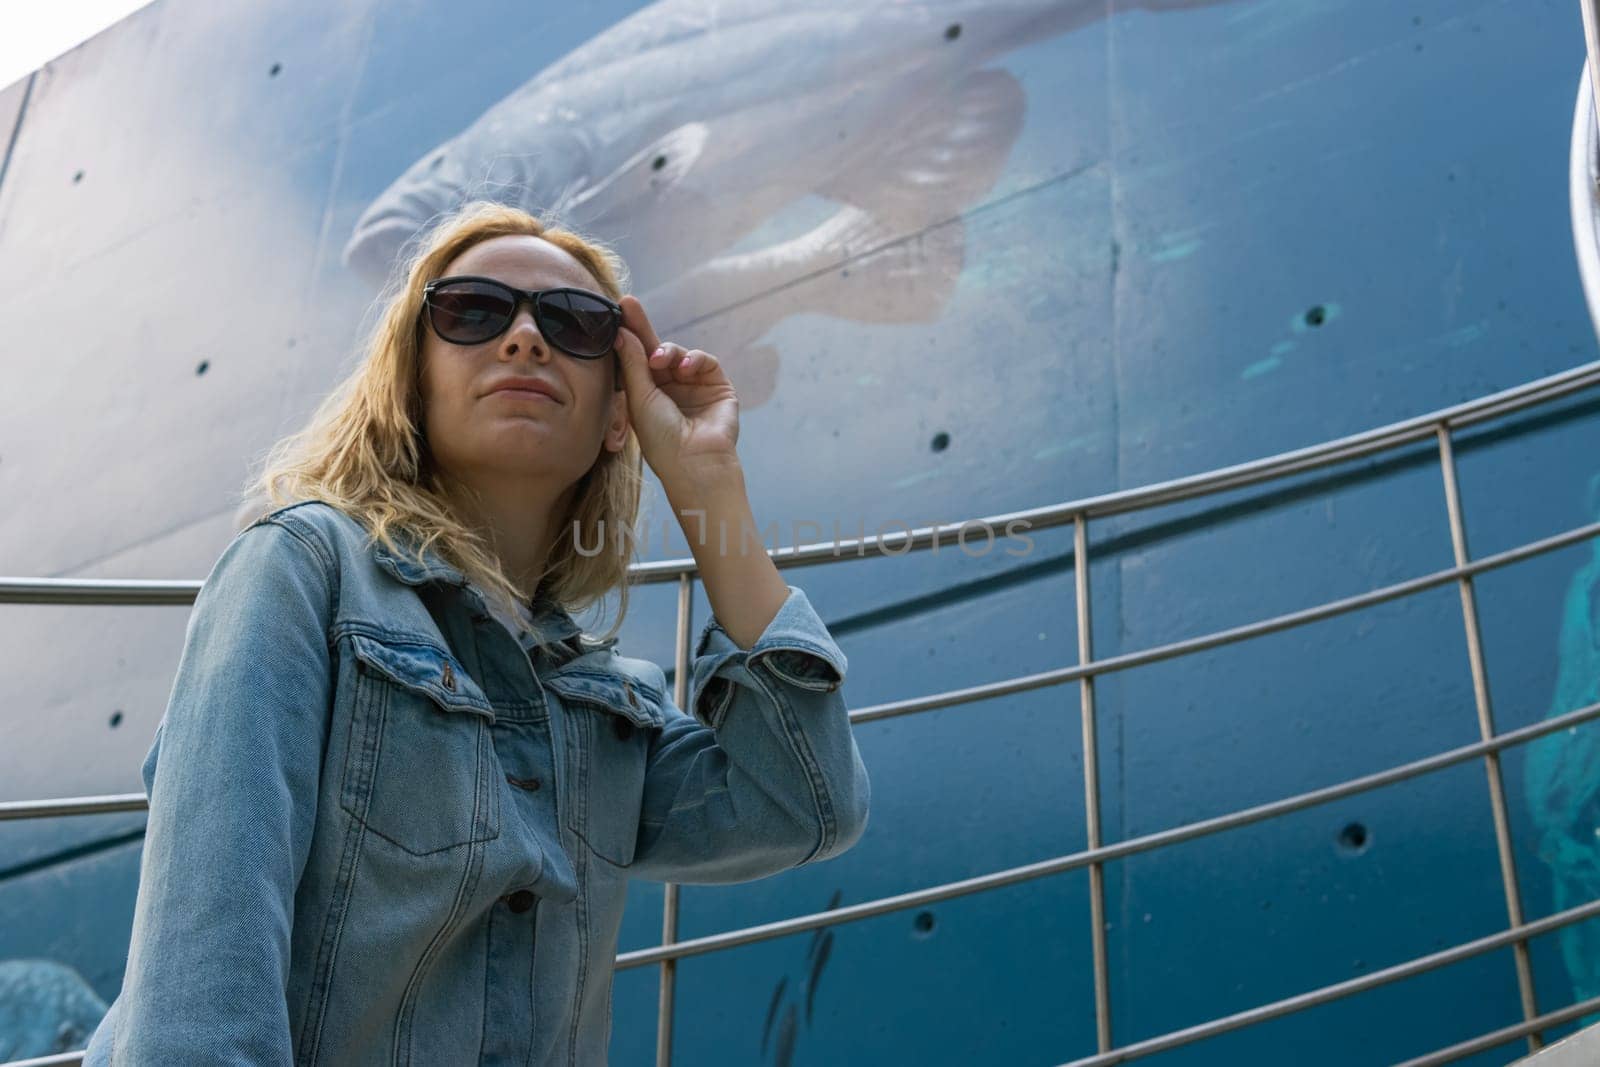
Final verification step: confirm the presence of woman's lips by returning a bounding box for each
[490,388,558,404]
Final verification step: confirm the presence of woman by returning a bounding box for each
[83,201,870,1065]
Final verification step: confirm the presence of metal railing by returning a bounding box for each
[12,20,1600,1060]
[9,358,1600,1065]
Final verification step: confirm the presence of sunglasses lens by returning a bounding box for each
[427,282,513,344]
[538,290,618,358]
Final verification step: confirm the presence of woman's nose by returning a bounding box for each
[502,309,553,361]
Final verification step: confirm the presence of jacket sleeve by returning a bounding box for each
[112,516,335,1065]
[626,584,871,885]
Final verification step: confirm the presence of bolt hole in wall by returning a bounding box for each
[1337,821,1371,857]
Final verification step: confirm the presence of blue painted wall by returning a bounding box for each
[0,0,1594,1063]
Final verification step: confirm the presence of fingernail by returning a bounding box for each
[652,347,664,359]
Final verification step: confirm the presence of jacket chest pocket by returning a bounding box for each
[543,668,664,868]
[340,632,501,856]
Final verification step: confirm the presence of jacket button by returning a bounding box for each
[505,772,541,791]
[506,889,536,913]
[612,717,634,741]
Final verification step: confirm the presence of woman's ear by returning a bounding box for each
[604,386,629,453]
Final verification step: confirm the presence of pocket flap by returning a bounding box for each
[350,632,494,720]
[543,668,664,729]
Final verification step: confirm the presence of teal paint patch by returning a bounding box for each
[1242,355,1282,380]
[1221,0,1339,49]
[1151,239,1203,263]
[1432,319,1490,349]
[1271,340,1298,357]
[891,468,942,491]
[1146,223,1215,264]
[1523,478,1600,1031]
[1032,434,1096,461]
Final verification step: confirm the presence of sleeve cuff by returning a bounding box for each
[689,585,848,727]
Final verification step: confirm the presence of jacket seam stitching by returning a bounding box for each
[338,675,496,854]
[547,686,663,729]
[265,514,337,582]
[298,800,367,1065]
[745,669,836,865]
[544,666,666,708]
[522,897,540,1067]
[303,653,386,1063]
[560,706,639,869]
[568,846,589,1067]
[260,515,342,657]
[392,767,488,1061]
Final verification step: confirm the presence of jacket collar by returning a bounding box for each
[370,527,585,646]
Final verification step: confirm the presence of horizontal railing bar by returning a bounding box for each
[15,499,1594,822]
[845,515,1600,725]
[619,360,1600,582]
[0,791,148,821]
[26,609,1600,834]
[7,510,1594,774]
[1,1050,80,1066]
[18,978,1600,1067]
[1451,367,1600,432]
[610,694,1600,967]
[1393,992,1600,1067]
[0,576,203,606]
[6,363,1600,603]
[1051,895,1600,1066]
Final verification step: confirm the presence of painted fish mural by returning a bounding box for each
[0,960,107,1061]
[342,0,1218,408]
[1524,470,1600,1031]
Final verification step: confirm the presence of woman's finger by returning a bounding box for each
[651,342,686,376]
[678,349,717,378]
[620,296,661,357]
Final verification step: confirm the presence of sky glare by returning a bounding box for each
[0,1,158,92]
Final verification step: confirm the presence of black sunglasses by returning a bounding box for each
[421,275,623,360]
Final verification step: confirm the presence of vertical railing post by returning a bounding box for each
[1075,512,1113,1051]
[655,572,694,1066]
[1581,0,1600,141]
[1434,422,1543,1055]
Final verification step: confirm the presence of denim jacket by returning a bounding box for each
[82,498,870,1065]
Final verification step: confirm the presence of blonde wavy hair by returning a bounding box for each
[240,200,645,645]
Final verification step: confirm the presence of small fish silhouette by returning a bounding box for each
[760,888,843,1066]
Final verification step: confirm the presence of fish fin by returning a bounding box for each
[817,67,1025,228]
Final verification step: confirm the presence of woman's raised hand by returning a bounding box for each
[612,294,742,493]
